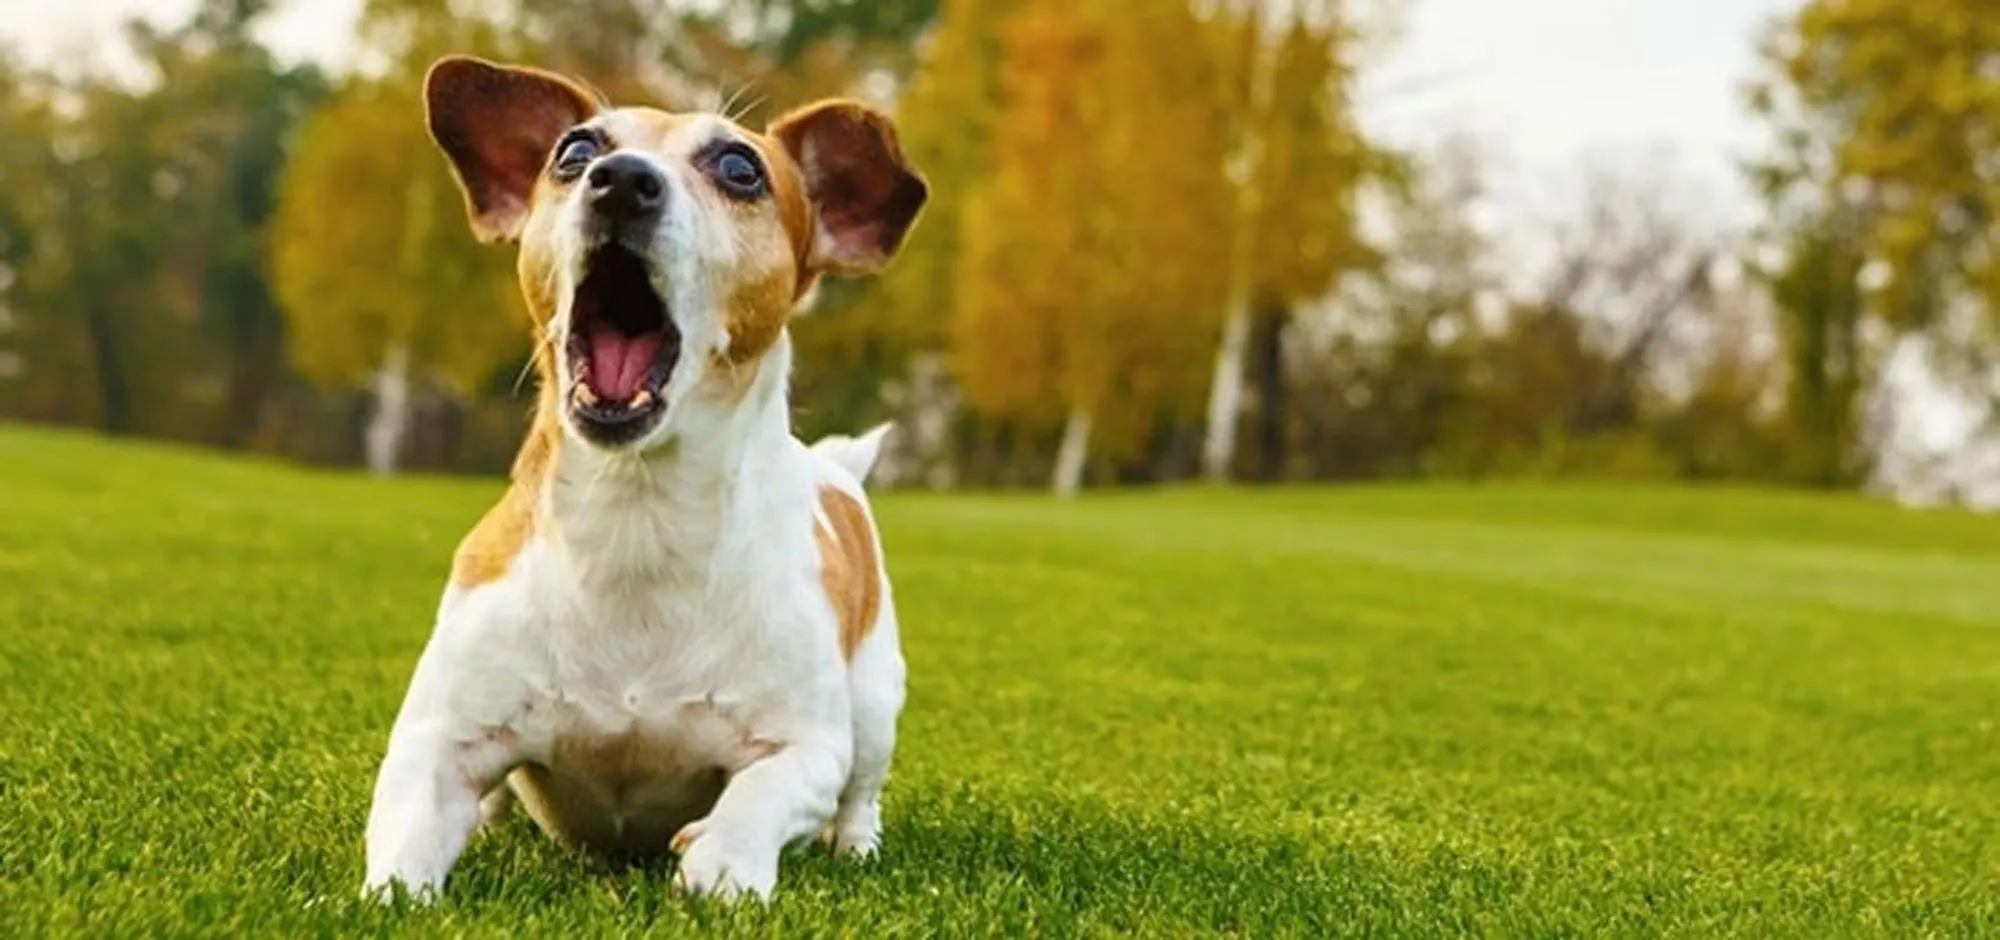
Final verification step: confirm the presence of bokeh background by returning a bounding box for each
[0,0,1993,505]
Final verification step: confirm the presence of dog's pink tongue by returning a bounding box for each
[586,329,662,401]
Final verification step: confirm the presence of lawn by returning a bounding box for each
[4,424,2000,937]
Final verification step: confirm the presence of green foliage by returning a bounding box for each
[8,426,2000,934]
[1739,0,1996,485]
[1768,225,1868,485]
[0,1,323,442]
[1756,0,2000,329]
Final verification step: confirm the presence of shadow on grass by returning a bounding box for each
[409,791,1525,936]
[391,789,2000,938]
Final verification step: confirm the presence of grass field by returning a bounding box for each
[4,424,2000,937]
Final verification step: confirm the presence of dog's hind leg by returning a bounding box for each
[824,601,906,858]
[478,781,515,831]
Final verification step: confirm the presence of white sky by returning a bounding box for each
[1356,0,1800,226]
[0,0,1800,224]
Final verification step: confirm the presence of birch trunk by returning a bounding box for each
[1200,4,1280,483]
[1051,407,1093,500]
[365,344,411,477]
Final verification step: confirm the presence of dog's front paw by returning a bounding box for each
[820,800,882,858]
[359,874,442,906]
[672,820,777,901]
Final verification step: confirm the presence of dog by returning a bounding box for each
[361,55,926,902]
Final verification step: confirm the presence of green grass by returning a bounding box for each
[4,424,2000,937]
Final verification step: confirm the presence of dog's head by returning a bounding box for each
[423,56,926,452]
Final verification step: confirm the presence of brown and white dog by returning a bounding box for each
[361,56,925,902]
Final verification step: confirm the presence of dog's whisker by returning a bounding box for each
[720,80,762,123]
[512,335,552,397]
[729,93,768,124]
[718,81,748,121]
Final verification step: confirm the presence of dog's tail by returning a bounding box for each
[810,422,894,484]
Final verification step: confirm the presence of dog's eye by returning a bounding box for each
[711,146,768,199]
[552,131,602,181]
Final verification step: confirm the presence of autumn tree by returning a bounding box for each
[950,3,1092,478]
[1200,0,1385,482]
[269,81,523,475]
[869,0,1018,359]
[954,0,1232,496]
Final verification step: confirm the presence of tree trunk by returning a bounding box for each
[365,345,412,477]
[82,298,131,434]
[1203,299,1253,482]
[1249,302,1291,482]
[1051,407,1093,500]
[1200,8,1280,483]
[223,312,281,449]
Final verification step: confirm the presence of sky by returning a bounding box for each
[0,0,1800,224]
[1359,0,1798,217]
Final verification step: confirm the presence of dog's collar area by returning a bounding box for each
[566,244,680,443]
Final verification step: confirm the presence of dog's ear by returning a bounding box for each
[768,100,928,276]
[424,56,599,242]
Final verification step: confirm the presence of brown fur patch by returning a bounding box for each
[814,485,882,659]
[707,131,814,366]
[452,398,558,589]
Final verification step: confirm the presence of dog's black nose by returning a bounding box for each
[587,153,666,223]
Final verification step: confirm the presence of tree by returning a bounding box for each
[128,0,327,445]
[1744,0,2000,485]
[269,82,524,475]
[1756,0,2000,331]
[0,52,55,417]
[870,0,1019,360]
[0,1,323,446]
[953,0,1232,497]
[1200,0,1385,482]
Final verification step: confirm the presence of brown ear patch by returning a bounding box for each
[424,56,600,242]
[769,101,928,275]
[814,485,883,659]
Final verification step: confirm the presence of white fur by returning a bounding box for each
[810,423,893,485]
[362,113,905,903]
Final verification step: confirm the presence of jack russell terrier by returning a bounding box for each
[362,55,926,902]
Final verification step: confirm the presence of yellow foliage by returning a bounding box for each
[871,0,1023,361]
[888,0,1384,469]
[270,82,525,393]
[950,0,1236,461]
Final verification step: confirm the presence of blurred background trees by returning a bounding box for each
[0,0,1995,504]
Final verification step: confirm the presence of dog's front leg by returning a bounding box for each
[672,733,851,900]
[361,648,522,902]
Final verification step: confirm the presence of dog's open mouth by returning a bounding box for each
[565,245,680,442]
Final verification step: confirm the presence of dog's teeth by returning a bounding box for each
[630,389,654,409]
[575,383,599,406]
